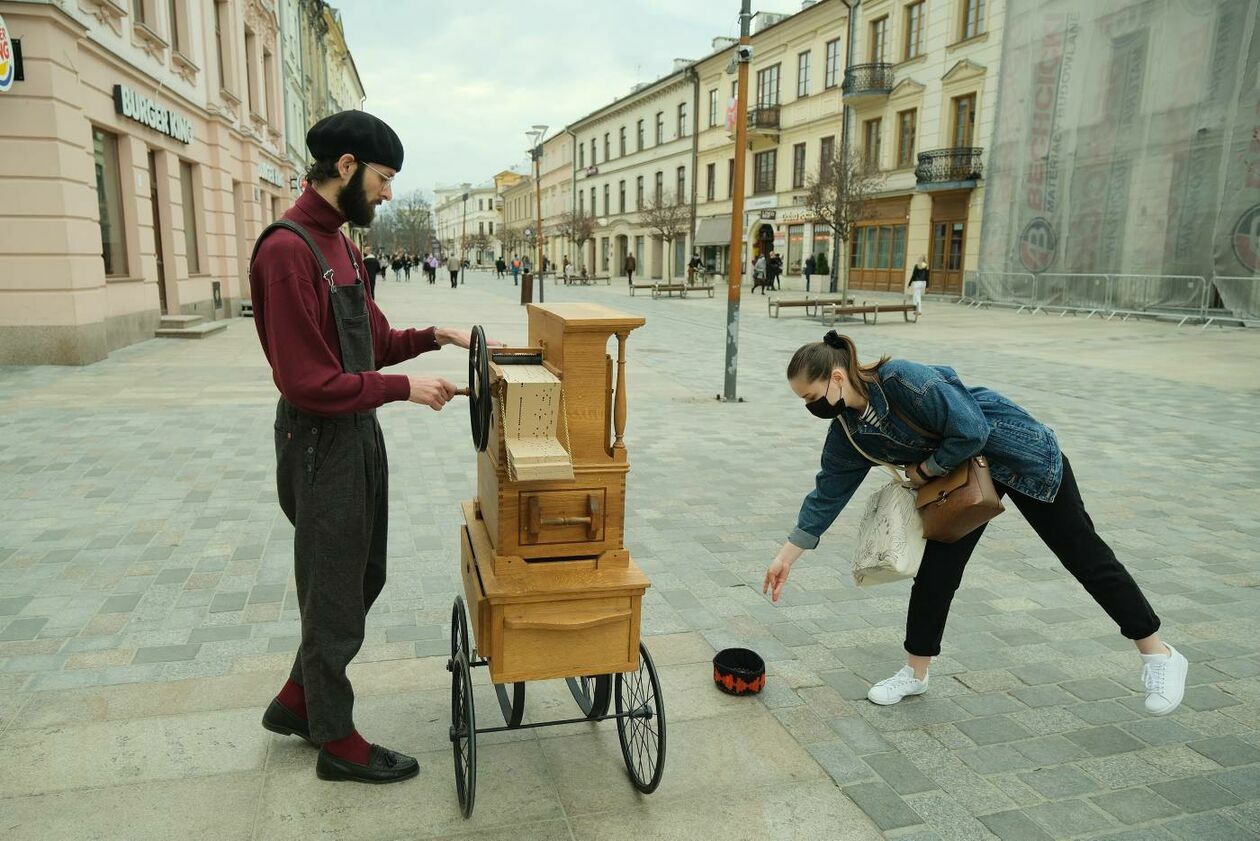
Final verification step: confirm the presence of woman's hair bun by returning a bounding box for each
[822,330,846,349]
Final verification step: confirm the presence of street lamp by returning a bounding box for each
[460,191,469,285]
[526,124,548,304]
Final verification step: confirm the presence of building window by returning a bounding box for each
[92,128,128,277]
[896,109,917,167]
[244,28,259,115]
[579,143,585,168]
[619,180,626,213]
[792,142,806,189]
[952,93,976,146]
[636,175,644,209]
[479,221,485,235]
[213,0,232,93]
[824,38,841,88]
[819,135,835,173]
[263,48,277,123]
[603,133,610,160]
[756,63,780,107]
[727,157,735,198]
[797,51,810,98]
[961,0,985,40]
[619,126,626,156]
[488,221,494,234]
[870,16,888,63]
[178,160,201,274]
[677,102,687,137]
[655,112,664,144]
[167,0,185,54]
[578,191,584,214]
[600,184,608,215]
[676,166,686,202]
[850,224,907,271]
[590,138,597,165]
[904,2,925,60]
[730,80,737,99]
[863,118,882,169]
[590,187,596,216]
[478,199,483,211]
[601,237,610,271]
[637,119,644,150]
[708,88,718,127]
[753,150,776,194]
[654,170,663,203]
[706,162,716,201]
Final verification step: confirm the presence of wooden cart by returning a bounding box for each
[449,303,665,818]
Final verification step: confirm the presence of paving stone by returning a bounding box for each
[841,780,923,831]
[1061,677,1129,701]
[1018,766,1099,799]
[0,618,49,641]
[98,593,143,614]
[1149,777,1243,812]
[955,693,1025,717]
[806,740,877,786]
[1182,685,1243,712]
[132,644,201,664]
[864,751,938,795]
[0,597,33,616]
[1090,787,1183,824]
[1068,699,1143,725]
[1208,765,1260,799]
[977,810,1054,841]
[1009,683,1077,708]
[1186,736,1260,767]
[1064,725,1146,757]
[827,713,893,755]
[1161,812,1260,841]
[956,745,1038,774]
[207,592,248,613]
[1122,717,1202,747]
[186,626,252,644]
[820,669,874,701]
[1010,734,1090,765]
[954,715,1033,746]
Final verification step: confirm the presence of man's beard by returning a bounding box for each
[337,165,376,227]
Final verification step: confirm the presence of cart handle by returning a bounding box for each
[504,611,629,632]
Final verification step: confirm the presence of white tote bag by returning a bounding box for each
[837,418,926,587]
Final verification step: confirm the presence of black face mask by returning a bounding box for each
[805,379,844,419]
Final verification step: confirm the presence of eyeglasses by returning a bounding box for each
[359,161,395,187]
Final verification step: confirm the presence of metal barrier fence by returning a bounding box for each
[959,271,1260,327]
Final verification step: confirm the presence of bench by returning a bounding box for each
[628,282,657,296]
[768,294,854,318]
[820,301,920,325]
[651,283,688,299]
[689,283,715,298]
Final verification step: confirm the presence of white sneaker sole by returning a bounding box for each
[867,686,927,706]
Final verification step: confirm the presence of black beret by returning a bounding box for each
[306,110,404,172]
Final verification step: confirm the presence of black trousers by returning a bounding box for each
[905,455,1160,657]
[275,399,388,743]
[450,270,459,287]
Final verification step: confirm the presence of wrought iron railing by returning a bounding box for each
[747,105,781,131]
[915,147,984,184]
[841,63,895,96]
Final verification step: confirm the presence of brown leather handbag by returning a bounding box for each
[887,404,1005,544]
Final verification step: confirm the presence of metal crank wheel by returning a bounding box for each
[468,325,491,452]
[615,642,666,793]
[494,681,526,728]
[450,650,477,818]
[566,674,612,719]
[449,596,470,667]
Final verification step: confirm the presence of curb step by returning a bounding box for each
[155,321,229,339]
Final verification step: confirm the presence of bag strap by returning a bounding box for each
[884,398,940,441]
[250,220,335,291]
[836,416,905,485]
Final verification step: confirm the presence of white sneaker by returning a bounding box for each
[1141,643,1188,716]
[867,666,929,706]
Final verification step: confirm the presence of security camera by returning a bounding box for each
[736,45,753,62]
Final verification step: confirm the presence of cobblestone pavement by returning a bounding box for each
[1,270,1259,840]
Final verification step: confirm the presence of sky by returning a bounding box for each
[332,0,809,201]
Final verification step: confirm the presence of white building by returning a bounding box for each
[433,180,499,264]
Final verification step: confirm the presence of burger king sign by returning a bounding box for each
[0,14,14,93]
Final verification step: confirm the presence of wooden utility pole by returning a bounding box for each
[721,0,753,403]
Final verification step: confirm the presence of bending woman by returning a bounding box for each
[762,331,1187,715]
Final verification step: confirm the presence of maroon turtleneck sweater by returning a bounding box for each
[250,189,440,416]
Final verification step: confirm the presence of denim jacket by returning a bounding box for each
[789,359,1063,550]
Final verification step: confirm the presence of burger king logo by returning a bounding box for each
[0,14,15,93]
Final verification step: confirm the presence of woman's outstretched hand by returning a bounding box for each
[763,556,794,603]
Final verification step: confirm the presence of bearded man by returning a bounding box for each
[249,110,470,784]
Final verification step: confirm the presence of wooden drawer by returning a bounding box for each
[518,489,606,546]
[492,594,638,684]
[459,526,487,655]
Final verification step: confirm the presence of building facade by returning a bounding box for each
[538,130,573,271]
[0,0,366,365]
[433,180,501,264]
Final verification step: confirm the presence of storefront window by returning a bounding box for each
[892,226,907,269]
[850,228,863,268]
[812,228,830,265]
[876,226,891,269]
[700,245,729,274]
[787,224,804,274]
[93,128,128,276]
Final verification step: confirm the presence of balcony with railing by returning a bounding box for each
[747,104,781,133]
[915,147,984,189]
[841,63,895,98]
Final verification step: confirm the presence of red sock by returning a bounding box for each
[322,729,371,765]
[276,678,307,719]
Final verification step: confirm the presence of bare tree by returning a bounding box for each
[555,211,595,270]
[467,232,492,265]
[499,225,525,261]
[804,151,885,298]
[639,191,690,283]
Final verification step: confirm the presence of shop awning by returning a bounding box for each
[694,215,733,246]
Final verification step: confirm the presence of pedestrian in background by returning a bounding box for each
[447,253,460,288]
[362,245,381,298]
[390,253,403,282]
[624,252,637,286]
[764,331,1188,716]
[769,251,783,291]
[908,256,929,316]
[496,256,506,278]
[402,254,412,282]
[427,253,439,284]
[510,255,521,286]
[803,254,816,292]
[562,255,572,282]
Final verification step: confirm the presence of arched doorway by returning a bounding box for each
[615,234,629,277]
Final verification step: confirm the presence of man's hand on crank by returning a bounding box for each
[435,327,506,349]
[408,377,459,410]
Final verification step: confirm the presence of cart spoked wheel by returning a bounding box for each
[449,596,470,667]
[450,649,477,818]
[566,674,612,719]
[615,642,666,793]
[468,325,491,453]
[494,681,526,728]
